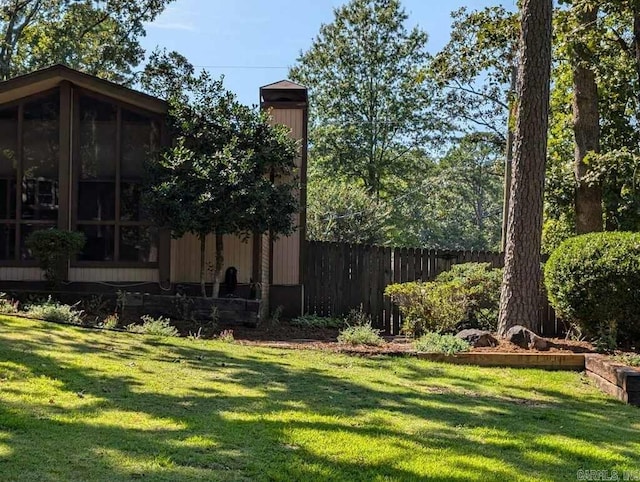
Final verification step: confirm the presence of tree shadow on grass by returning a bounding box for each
[0,318,638,481]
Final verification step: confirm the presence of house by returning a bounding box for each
[0,65,307,317]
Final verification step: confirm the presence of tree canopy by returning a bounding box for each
[0,0,172,82]
[290,0,436,198]
[142,52,299,296]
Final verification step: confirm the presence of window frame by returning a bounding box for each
[0,84,168,270]
[0,88,61,266]
[70,88,162,268]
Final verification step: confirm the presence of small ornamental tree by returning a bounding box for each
[25,229,85,287]
[142,51,299,297]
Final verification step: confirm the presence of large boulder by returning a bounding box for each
[456,329,498,348]
[504,325,548,350]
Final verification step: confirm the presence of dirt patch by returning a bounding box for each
[237,338,416,356]
[224,323,341,342]
[472,337,595,354]
[215,322,598,356]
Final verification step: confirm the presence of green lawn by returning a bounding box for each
[0,316,638,481]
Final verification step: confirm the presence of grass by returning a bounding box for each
[337,322,385,346]
[0,316,638,481]
[414,332,471,355]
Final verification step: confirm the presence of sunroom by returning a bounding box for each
[0,65,307,317]
[0,65,169,284]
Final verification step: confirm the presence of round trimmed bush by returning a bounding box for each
[544,232,640,343]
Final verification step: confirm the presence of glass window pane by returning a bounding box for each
[78,181,115,221]
[0,224,15,260]
[23,92,59,179]
[0,179,16,220]
[0,106,18,177]
[20,224,56,260]
[120,182,146,221]
[120,226,158,263]
[21,178,58,220]
[0,107,18,221]
[122,110,158,179]
[22,92,59,220]
[78,96,117,180]
[77,224,115,261]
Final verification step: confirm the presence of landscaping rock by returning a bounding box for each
[505,325,549,351]
[456,329,498,348]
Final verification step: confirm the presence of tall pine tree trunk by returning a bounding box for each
[573,4,602,234]
[498,0,552,336]
[632,7,640,139]
[501,64,518,252]
[211,233,224,298]
[634,8,640,95]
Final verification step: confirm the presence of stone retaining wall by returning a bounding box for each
[122,293,261,326]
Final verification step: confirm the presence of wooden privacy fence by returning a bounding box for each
[302,241,562,336]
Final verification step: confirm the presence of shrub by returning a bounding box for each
[218,329,235,343]
[433,263,503,326]
[126,315,179,337]
[544,232,640,344]
[414,332,471,355]
[385,263,502,337]
[291,314,345,329]
[344,307,373,327]
[102,314,119,330]
[25,297,84,325]
[0,293,19,314]
[25,229,85,286]
[81,295,112,318]
[541,216,574,256]
[269,305,284,325]
[338,322,384,346]
[614,353,640,367]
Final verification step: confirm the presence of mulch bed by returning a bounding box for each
[223,322,598,356]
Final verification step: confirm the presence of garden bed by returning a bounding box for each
[233,326,593,352]
[238,339,587,369]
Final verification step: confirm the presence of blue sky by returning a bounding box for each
[141,0,514,106]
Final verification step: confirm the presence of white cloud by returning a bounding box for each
[145,5,197,32]
[148,21,196,31]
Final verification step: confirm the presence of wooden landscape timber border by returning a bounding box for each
[585,355,640,406]
[340,349,638,406]
[413,352,638,406]
[413,352,586,370]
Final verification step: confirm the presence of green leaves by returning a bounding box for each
[143,53,299,242]
[290,0,435,197]
[430,6,518,141]
[306,174,391,245]
[25,228,86,285]
[1,0,173,82]
[545,231,640,343]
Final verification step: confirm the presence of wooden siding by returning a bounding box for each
[259,233,270,319]
[69,268,158,283]
[170,233,253,284]
[0,267,43,281]
[270,108,303,285]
